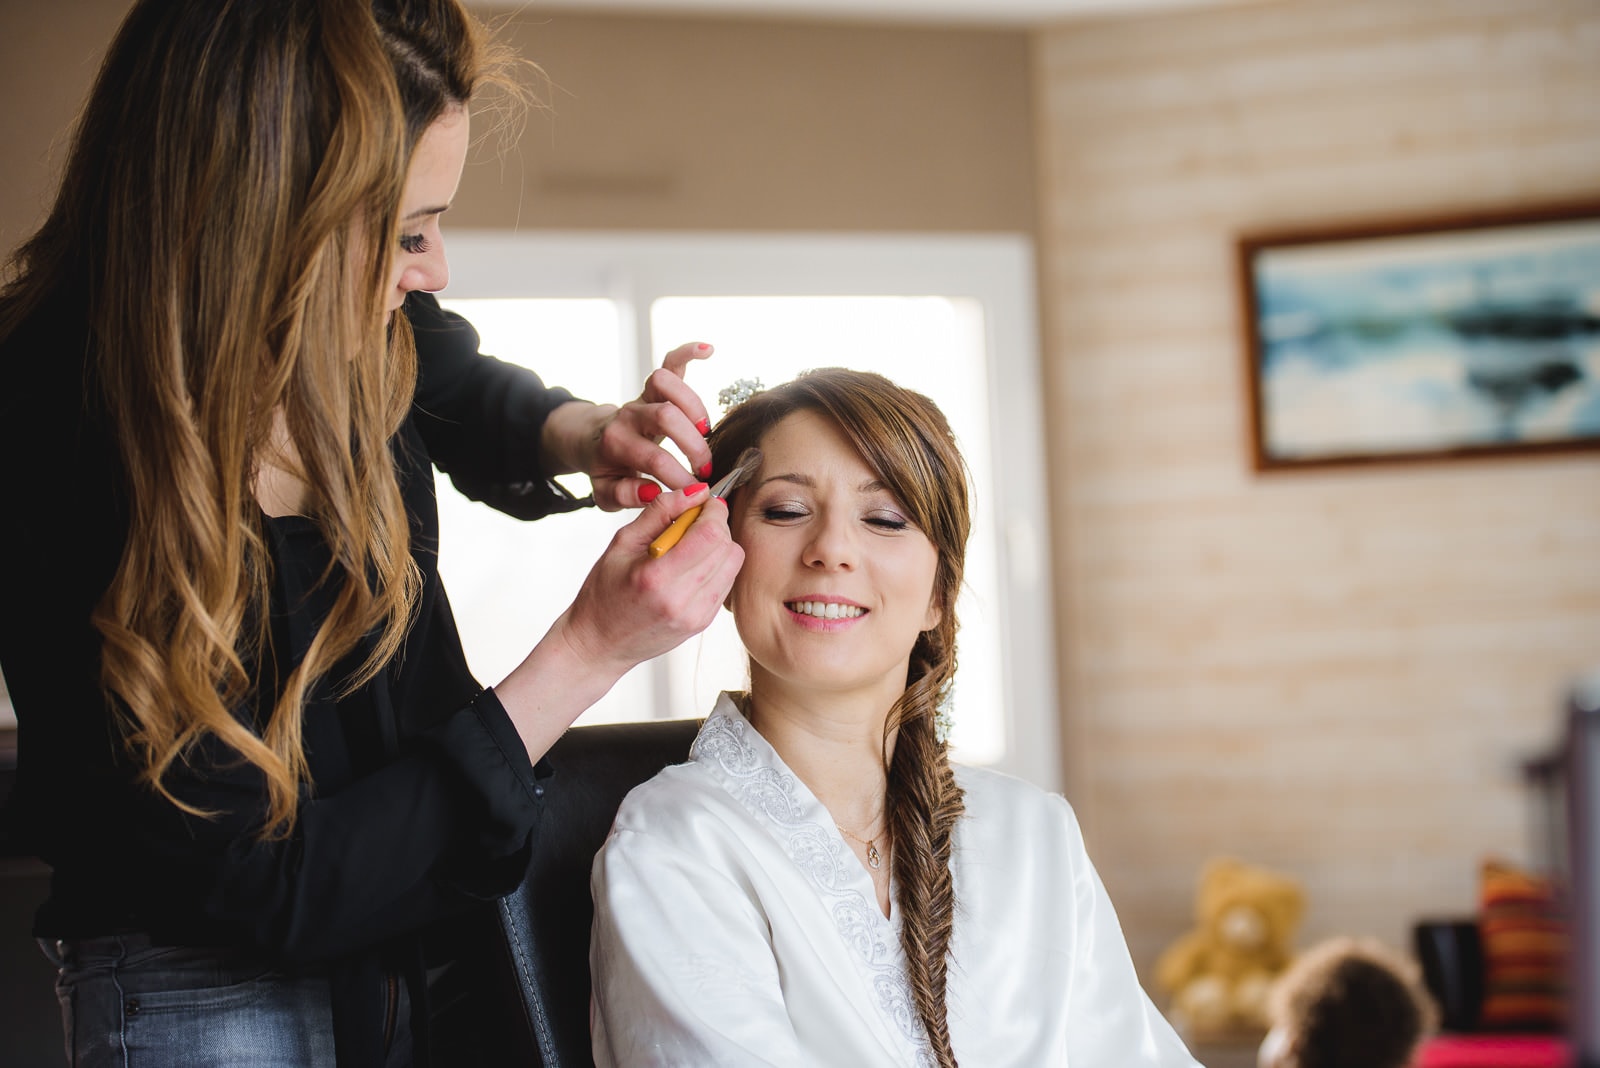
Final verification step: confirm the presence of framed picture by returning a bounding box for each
[1238,200,1600,470]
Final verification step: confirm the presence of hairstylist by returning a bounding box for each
[0,1,740,1065]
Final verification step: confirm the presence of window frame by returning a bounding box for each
[441,231,1061,791]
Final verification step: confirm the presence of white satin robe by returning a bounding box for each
[589,695,1200,1067]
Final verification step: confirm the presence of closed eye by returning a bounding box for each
[762,506,808,521]
[866,515,909,532]
[399,233,429,255]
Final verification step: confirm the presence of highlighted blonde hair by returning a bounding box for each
[0,0,517,837]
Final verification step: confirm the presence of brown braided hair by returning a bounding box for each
[709,368,971,1066]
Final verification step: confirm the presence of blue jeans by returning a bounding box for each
[40,935,338,1067]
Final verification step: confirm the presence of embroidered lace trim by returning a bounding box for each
[691,696,936,1068]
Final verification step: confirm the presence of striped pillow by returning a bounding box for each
[1477,858,1568,1032]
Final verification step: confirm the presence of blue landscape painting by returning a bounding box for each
[1252,218,1600,462]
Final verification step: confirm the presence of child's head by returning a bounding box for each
[1258,936,1438,1068]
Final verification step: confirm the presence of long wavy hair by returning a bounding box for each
[0,0,506,837]
[708,368,972,1067]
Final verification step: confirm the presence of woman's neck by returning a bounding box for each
[254,407,309,517]
[744,680,897,836]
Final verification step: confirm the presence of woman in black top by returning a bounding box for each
[0,1,741,1065]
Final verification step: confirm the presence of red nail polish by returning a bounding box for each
[696,343,710,352]
[638,482,662,503]
[695,417,711,436]
[697,461,713,478]
[684,482,708,497]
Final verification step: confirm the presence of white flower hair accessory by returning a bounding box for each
[717,377,764,413]
[934,681,955,746]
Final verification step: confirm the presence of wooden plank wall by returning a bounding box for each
[1034,0,1600,981]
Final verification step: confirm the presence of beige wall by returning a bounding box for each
[0,0,129,255]
[458,8,1036,232]
[1035,0,1600,983]
[0,2,1036,245]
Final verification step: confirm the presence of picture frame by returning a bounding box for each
[1237,200,1600,471]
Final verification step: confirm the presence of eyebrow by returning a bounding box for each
[757,473,889,494]
[401,204,450,223]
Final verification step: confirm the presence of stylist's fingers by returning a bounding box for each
[621,485,741,604]
[590,406,705,502]
[587,343,715,513]
[676,495,745,609]
[588,396,712,511]
[659,341,713,385]
[612,479,712,553]
[628,480,664,507]
[645,494,744,632]
[568,485,740,666]
[638,391,712,480]
[648,343,715,458]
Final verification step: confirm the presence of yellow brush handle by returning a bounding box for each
[648,503,705,558]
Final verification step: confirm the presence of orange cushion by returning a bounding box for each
[1477,858,1568,1032]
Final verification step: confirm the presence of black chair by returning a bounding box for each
[1412,917,1485,1032]
[428,718,701,1068]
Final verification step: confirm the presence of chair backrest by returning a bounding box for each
[428,718,701,1068]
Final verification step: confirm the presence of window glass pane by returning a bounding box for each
[650,296,1006,765]
[433,298,652,725]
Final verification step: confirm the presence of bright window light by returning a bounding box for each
[432,232,1057,789]
[434,297,656,725]
[650,295,1005,764]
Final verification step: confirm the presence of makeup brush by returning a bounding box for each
[647,446,763,558]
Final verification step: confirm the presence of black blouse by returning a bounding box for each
[0,291,591,1064]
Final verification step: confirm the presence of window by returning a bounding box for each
[435,232,1058,789]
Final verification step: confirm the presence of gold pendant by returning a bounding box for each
[866,844,882,869]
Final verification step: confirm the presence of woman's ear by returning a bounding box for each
[922,585,944,632]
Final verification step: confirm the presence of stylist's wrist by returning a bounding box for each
[494,610,635,762]
[540,400,616,476]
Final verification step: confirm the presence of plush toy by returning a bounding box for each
[1154,857,1306,1038]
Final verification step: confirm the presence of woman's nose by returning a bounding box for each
[399,242,449,295]
[803,516,857,571]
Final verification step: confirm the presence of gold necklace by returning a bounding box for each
[836,824,885,870]
[744,699,886,872]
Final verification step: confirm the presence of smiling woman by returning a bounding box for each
[588,368,1202,1068]
[727,408,944,719]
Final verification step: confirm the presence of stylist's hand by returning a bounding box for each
[540,342,715,511]
[495,482,742,759]
[562,481,742,669]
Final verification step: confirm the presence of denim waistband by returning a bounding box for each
[49,931,158,963]
[44,933,302,975]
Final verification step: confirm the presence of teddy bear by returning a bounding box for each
[1154,857,1306,1039]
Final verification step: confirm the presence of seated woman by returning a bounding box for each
[589,368,1200,1067]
